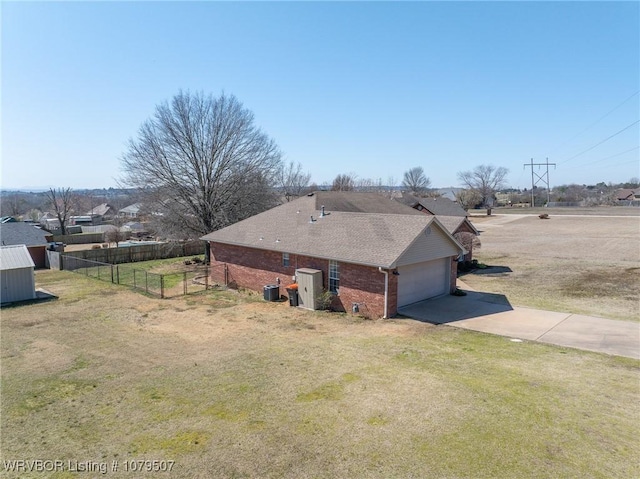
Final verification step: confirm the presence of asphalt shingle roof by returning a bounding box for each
[398,193,468,217]
[202,194,460,268]
[0,223,52,247]
[312,191,422,215]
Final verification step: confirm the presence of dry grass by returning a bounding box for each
[463,214,640,321]
[1,270,639,478]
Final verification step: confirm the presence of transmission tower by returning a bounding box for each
[524,158,556,207]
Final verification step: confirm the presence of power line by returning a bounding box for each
[549,90,639,156]
[558,119,640,165]
[582,145,639,167]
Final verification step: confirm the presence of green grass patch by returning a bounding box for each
[130,430,210,456]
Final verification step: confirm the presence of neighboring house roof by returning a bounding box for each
[86,203,114,216]
[616,189,636,201]
[310,191,423,215]
[0,244,36,270]
[0,222,52,247]
[201,194,464,269]
[398,193,468,217]
[119,203,142,215]
[1,216,18,223]
[436,216,480,236]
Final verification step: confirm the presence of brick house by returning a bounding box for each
[397,194,479,261]
[201,192,465,318]
[0,222,53,269]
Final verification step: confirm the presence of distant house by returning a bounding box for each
[0,222,53,268]
[1,245,36,303]
[397,194,479,261]
[616,189,640,206]
[119,203,142,218]
[70,215,100,226]
[202,192,465,318]
[86,203,116,220]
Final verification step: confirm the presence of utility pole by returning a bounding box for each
[524,158,556,207]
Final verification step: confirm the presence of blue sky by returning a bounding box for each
[2,1,638,191]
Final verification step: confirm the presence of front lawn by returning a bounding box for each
[1,270,638,478]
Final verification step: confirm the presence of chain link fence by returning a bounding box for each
[61,255,222,298]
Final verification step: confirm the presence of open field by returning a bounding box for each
[2,270,639,478]
[464,213,640,322]
[470,206,640,217]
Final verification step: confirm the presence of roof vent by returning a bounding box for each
[320,205,326,217]
[309,215,315,223]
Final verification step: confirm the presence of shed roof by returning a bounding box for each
[0,245,36,270]
[202,193,464,268]
[0,222,52,247]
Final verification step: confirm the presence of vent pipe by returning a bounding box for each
[320,205,326,217]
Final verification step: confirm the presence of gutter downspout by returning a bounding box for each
[378,267,389,319]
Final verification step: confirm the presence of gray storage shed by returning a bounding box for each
[1,245,36,304]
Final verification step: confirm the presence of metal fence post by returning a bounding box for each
[183,272,187,295]
[160,275,164,298]
[116,265,120,285]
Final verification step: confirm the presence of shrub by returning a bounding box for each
[316,290,335,311]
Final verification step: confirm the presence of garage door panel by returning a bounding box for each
[397,258,448,307]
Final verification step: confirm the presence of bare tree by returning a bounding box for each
[331,173,356,191]
[402,167,431,197]
[278,161,311,201]
[457,164,509,206]
[355,177,380,192]
[45,187,75,235]
[4,194,25,217]
[121,91,283,237]
[104,216,128,247]
[455,189,483,210]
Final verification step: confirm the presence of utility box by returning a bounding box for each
[295,268,323,310]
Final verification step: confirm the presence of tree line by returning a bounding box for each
[6,90,637,238]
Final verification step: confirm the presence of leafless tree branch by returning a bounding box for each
[120,91,283,237]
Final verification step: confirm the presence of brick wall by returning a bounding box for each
[449,256,458,292]
[209,242,390,318]
[208,242,458,318]
[27,246,46,269]
[454,223,476,261]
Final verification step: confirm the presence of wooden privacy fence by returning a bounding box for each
[63,241,205,264]
[61,254,226,299]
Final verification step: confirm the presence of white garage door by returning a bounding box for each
[397,258,449,307]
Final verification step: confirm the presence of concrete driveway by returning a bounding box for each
[397,289,640,359]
